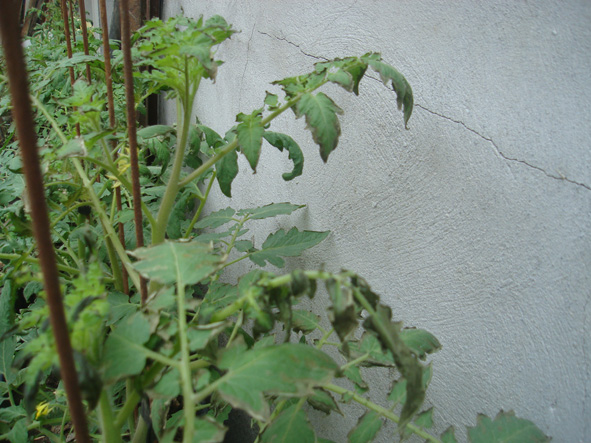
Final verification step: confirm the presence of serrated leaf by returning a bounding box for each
[195,207,236,229]
[249,228,329,268]
[292,310,322,334]
[363,305,424,432]
[130,240,221,286]
[296,92,344,162]
[263,131,304,180]
[0,405,26,422]
[216,148,238,197]
[388,363,432,406]
[261,404,316,443]
[236,110,264,171]
[326,279,357,341]
[400,328,442,360]
[346,333,395,367]
[193,416,227,442]
[137,124,173,139]
[106,292,137,326]
[343,365,368,392]
[467,410,550,443]
[57,137,86,158]
[348,411,383,443]
[216,341,338,421]
[361,53,413,127]
[102,312,151,381]
[327,69,354,92]
[414,407,434,429]
[441,426,458,443]
[237,202,304,220]
[307,388,341,415]
[264,91,279,109]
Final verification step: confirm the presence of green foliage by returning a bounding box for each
[0,8,549,443]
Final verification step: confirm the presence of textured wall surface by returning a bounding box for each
[157,1,590,441]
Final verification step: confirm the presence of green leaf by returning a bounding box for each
[363,305,424,432]
[261,404,316,443]
[5,418,27,443]
[216,148,239,197]
[343,365,368,392]
[130,240,221,286]
[102,312,151,381]
[153,368,180,399]
[57,137,86,158]
[361,53,413,127]
[0,405,26,422]
[237,202,305,220]
[441,426,458,443]
[263,132,304,180]
[216,340,338,421]
[326,279,357,341]
[307,389,341,415]
[106,292,138,326]
[414,407,434,429]
[236,110,264,171]
[249,228,329,268]
[137,124,174,139]
[192,417,227,443]
[467,410,550,443]
[195,207,236,229]
[388,363,432,406]
[399,328,442,360]
[346,333,395,367]
[296,92,343,162]
[292,310,322,334]
[348,411,383,443]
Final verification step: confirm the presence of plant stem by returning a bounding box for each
[324,384,441,443]
[184,170,216,237]
[98,390,122,443]
[0,253,81,275]
[152,58,197,245]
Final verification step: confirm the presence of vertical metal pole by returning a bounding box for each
[0,3,91,442]
[120,0,148,303]
[100,0,129,294]
[78,0,92,82]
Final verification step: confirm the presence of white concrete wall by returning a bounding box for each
[158,1,590,441]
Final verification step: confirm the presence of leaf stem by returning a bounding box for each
[184,170,216,237]
[324,384,441,443]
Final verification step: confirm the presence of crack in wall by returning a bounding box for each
[256,31,590,193]
[415,104,591,192]
[239,21,257,110]
[258,31,328,61]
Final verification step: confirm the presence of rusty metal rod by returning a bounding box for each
[100,0,129,294]
[77,0,92,82]
[68,0,76,43]
[0,3,91,442]
[120,0,148,303]
[60,0,75,88]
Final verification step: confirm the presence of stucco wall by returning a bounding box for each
[156,1,589,441]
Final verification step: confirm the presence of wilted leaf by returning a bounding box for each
[326,279,357,341]
[348,411,383,443]
[216,148,239,197]
[361,53,413,127]
[215,341,338,421]
[399,328,442,360]
[295,92,343,162]
[236,110,264,171]
[307,388,341,415]
[263,132,304,180]
[388,363,432,406]
[467,410,550,443]
[261,404,316,443]
[249,228,329,268]
[4,418,27,443]
[130,240,221,287]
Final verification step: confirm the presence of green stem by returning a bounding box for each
[340,353,370,371]
[178,280,196,442]
[0,252,81,275]
[324,384,441,443]
[152,58,197,245]
[184,170,216,237]
[98,390,122,443]
[104,236,124,291]
[70,158,141,291]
